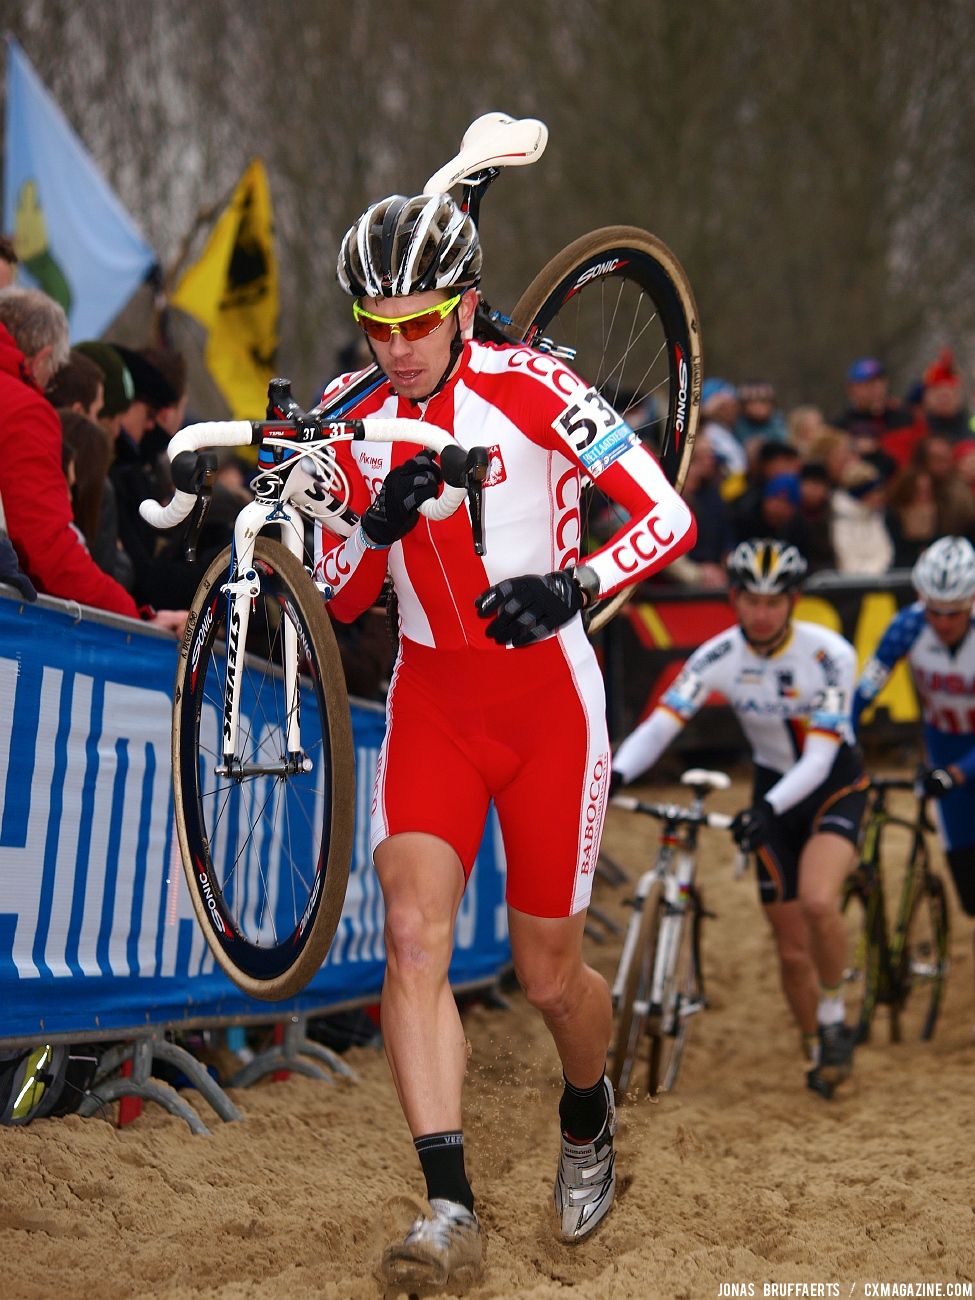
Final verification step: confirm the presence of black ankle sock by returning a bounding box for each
[559,1072,608,1142]
[414,1131,474,1213]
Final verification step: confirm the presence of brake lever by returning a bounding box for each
[440,444,489,556]
[176,452,219,562]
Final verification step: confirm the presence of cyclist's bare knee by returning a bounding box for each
[799,891,842,927]
[383,904,455,983]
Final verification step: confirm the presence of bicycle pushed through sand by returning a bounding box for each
[842,773,950,1044]
[609,769,733,1100]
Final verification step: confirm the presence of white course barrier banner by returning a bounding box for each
[0,592,510,1041]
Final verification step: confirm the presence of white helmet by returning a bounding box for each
[336,192,482,298]
[912,536,975,603]
[726,538,807,593]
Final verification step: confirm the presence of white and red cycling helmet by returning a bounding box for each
[337,193,482,299]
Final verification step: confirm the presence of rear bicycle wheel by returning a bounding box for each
[648,891,705,1096]
[511,227,702,631]
[172,538,355,1000]
[891,855,950,1043]
[610,882,664,1103]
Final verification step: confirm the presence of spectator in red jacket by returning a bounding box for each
[0,287,183,632]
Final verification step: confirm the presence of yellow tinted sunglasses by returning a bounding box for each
[353,294,461,342]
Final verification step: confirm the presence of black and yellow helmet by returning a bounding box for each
[726,538,807,593]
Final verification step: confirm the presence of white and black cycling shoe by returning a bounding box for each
[818,1021,855,1086]
[554,1075,618,1241]
[380,1197,483,1294]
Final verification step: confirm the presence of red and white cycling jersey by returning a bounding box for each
[314,338,696,649]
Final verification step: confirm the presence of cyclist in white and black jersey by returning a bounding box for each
[611,539,867,1097]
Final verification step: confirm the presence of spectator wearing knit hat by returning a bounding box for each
[730,469,813,560]
[919,349,969,442]
[834,356,913,466]
[73,340,134,446]
[111,342,180,448]
[733,380,788,446]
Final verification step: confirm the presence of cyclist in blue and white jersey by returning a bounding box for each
[853,535,975,965]
[611,539,867,1096]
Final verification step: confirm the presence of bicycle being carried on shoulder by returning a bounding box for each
[841,774,950,1045]
[143,112,702,1001]
[609,769,733,1101]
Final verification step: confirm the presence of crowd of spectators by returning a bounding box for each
[3,245,975,676]
[670,349,975,587]
[0,265,389,696]
[0,271,246,633]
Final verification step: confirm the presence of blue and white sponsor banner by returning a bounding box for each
[2,38,158,340]
[0,592,509,1042]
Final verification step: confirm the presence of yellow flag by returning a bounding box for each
[171,159,278,418]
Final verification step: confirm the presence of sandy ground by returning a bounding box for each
[2,773,974,1300]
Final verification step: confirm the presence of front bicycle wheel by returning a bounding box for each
[511,227,702,631]
[840,867,885,1045]
[648,891,705,1096]
[172,538,355,1000]
[610,882,663,1102]
[890,857,950,1043]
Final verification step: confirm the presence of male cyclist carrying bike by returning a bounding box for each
[611,539,867,1098]
[854,535,975,1013]
[314,192,696,1292]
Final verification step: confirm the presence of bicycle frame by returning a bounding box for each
[845,776,948,1040]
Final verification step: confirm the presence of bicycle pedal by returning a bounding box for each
[679,999,707,1018]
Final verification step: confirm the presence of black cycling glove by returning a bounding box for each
[609,769,625,797]
[0,531,36,602]
[475,570,584,647]
[361,451,442,548]
[922,767,961,799]
[730,798,774,853]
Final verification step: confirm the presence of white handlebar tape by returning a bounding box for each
[140,490,198,529]
[166,421,255,460]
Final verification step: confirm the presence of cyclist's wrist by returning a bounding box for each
[570,563,600,610]
[358,522,391,552]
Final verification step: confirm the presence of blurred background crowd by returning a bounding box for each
[3,213,975,699]
[660,347,975,590]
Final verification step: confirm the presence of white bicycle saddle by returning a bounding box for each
[424,112,548,194]
[681,768,732,792]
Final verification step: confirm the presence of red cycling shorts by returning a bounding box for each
[369,632,611,917]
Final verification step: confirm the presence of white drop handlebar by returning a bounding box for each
[610,795,733,832]
[139,417,471,532]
